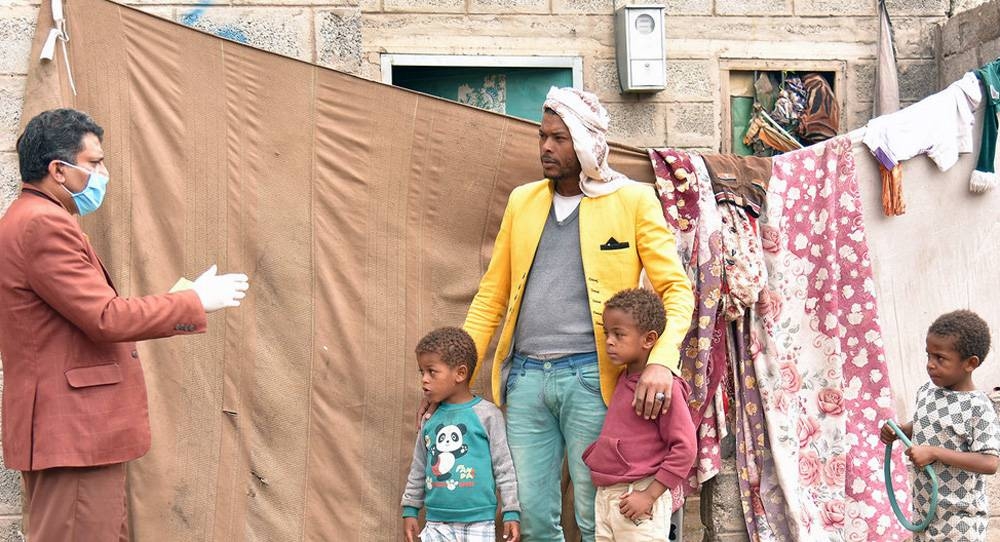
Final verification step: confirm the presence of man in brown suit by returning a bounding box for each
[0,109,250,541]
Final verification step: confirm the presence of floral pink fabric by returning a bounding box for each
[752,137,909,540]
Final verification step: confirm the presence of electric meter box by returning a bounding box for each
[615,6,666,93]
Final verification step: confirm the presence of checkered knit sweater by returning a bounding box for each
[910,382,1000,541]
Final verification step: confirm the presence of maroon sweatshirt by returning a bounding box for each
[582,372,697,488]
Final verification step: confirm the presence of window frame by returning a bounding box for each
[719,58,847,154]
[379,54,584,90]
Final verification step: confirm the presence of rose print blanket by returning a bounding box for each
[751,136,910,541]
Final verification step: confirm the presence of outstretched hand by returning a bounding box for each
[192,264,249,313]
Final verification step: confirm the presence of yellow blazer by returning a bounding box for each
[463,179,694,406]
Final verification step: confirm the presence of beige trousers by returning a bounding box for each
[594,476,672,542]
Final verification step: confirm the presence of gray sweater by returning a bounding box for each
[513,205,595,356]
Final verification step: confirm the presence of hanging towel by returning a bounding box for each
[697,154,771,321]
[731,315,796,542]
[717,205,767,322]
[649,148,699,232]
[863,71,981,172]
[874,0,900,117]
[648,148,725,421]
[879,162,905,216]
[971,59,1000,192]
[753,136,910,541]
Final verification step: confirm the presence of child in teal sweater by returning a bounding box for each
[402,327,521,542]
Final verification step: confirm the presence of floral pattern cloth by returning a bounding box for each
[718,204,768,321]
[649,149,726,496]
[732,315,795,541]
[751,136,909,541]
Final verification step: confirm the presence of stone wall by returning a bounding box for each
[0,0,995,540]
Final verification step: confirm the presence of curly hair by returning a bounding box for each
[928,310,992,363]
[604,288,666,336]
[415,326,478,373]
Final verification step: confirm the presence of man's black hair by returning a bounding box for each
[17,109,103,184]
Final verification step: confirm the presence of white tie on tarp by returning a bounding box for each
[39,0,77,95]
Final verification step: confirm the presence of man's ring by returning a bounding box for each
[654,392,666,402]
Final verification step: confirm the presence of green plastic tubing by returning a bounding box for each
[884,419,938,532]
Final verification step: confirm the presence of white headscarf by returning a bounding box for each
[543,87,632,197]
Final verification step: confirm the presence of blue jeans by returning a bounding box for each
[505,352,608,542]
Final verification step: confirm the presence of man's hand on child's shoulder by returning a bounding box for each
[416,397,438,428]
[502,520,520,542]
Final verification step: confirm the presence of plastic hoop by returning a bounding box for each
[884,419,938,532]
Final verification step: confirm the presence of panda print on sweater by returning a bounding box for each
[428,423,468,481]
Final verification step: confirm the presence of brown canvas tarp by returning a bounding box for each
[19,0,654,539]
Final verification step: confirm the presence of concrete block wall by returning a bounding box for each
[0,5,33,536]
[936,0,1000,88]
[0,0,995,540]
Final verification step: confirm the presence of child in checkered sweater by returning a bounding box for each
[880,310,1000,541]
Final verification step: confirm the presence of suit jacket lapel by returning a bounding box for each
[23,185,118,293]
[517,182,555,277]
[81,233,118,295]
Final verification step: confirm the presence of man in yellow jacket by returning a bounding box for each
[462,87,694,540]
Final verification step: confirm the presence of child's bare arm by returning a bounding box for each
[907,445,1000,474]
[636,479,668,500]
[899,422,913,439]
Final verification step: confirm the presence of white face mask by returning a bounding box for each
[57,160,109,216]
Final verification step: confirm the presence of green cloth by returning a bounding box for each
[974,59,1000,175]
[731,96,755,156]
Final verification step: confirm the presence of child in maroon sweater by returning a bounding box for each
[582,288,697,541]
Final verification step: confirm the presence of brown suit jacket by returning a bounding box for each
[0,185,207,471]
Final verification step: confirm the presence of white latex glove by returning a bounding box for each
[192,264,249,313]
